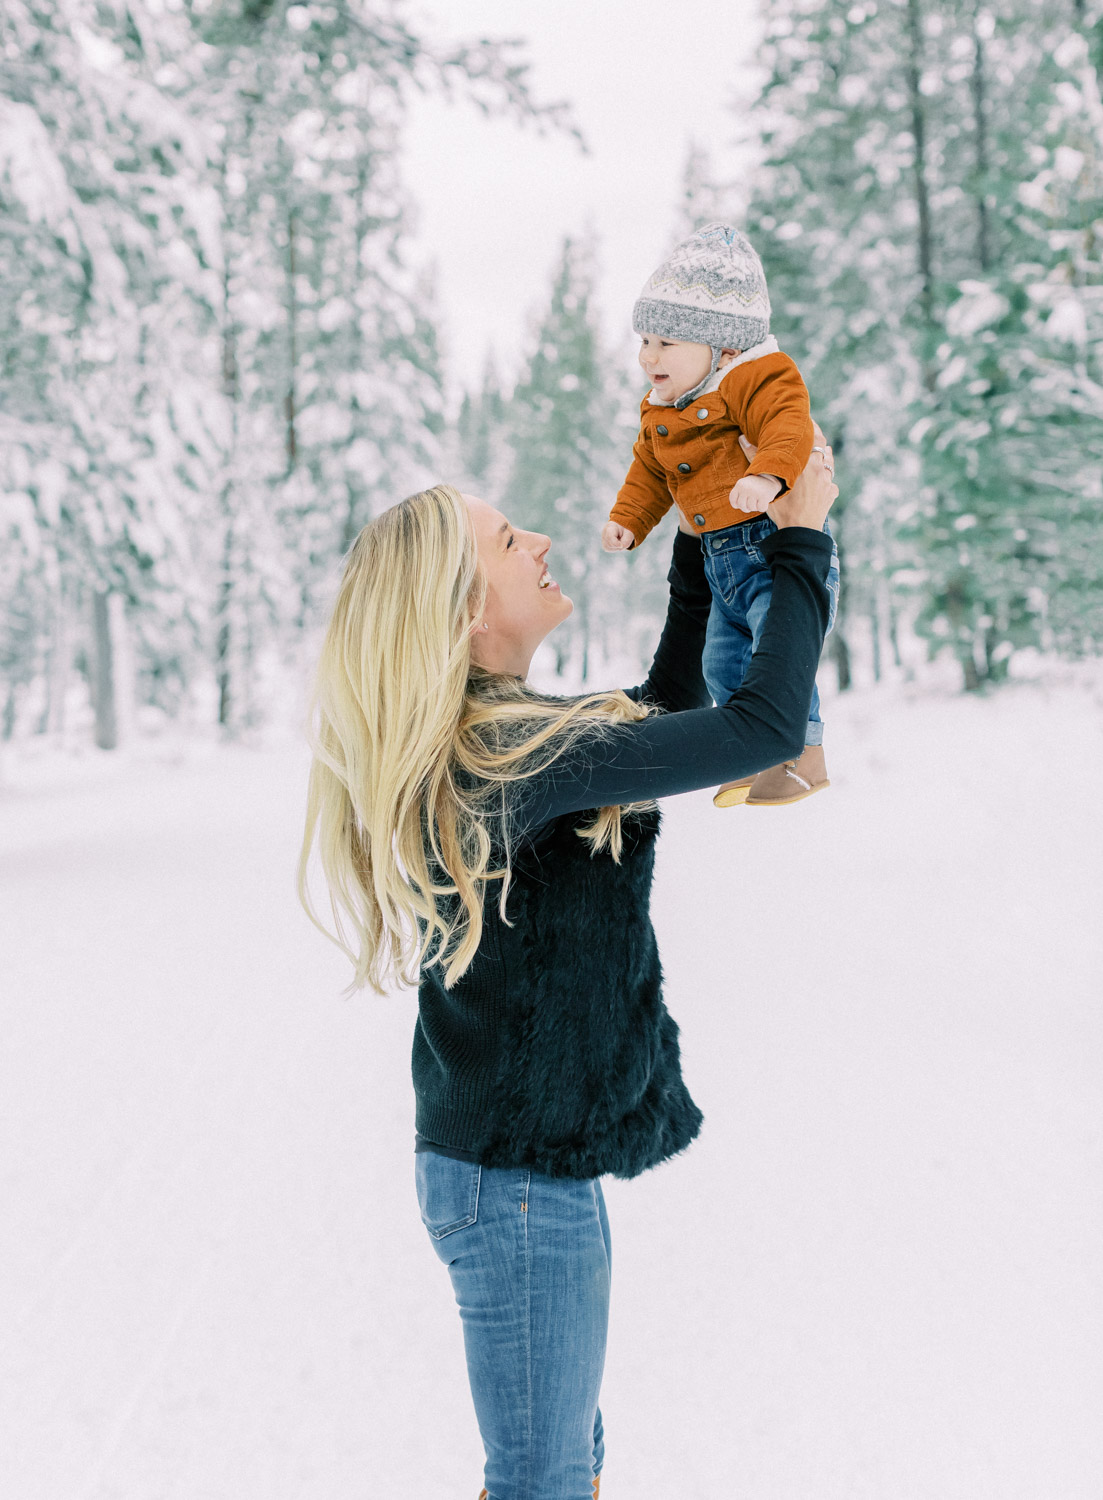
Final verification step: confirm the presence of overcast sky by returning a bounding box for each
[402,0,765,396]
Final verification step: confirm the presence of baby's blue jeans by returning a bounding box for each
[415,1152,609,1500]
[700,514,840,744]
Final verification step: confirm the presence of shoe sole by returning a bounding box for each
[713,782,754,808]
[746,779,830,806]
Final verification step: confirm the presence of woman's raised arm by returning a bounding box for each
[511,434,838,840]
[512,527,835,838]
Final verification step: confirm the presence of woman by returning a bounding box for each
[299,432,838,1500]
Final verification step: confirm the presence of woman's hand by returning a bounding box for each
[738,422,838,532]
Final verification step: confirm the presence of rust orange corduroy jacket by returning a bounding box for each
[610,351,814,547]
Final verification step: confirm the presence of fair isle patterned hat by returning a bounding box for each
[632,222,771,350]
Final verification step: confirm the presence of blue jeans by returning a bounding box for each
[415,1152,610,1500]
[700,515,840,746]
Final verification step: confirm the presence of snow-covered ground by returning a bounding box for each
[2,672,1101,1500]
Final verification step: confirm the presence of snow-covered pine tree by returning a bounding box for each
[674,141,737,238]
[0,0,225,745]
[742,0,1103,689]
[455,352,511,502]
[503,238,641,683]
[191,0,574,723]
[0,0,575,744]
[909,1,1103,674]
[1035,5,1103,653]
[741,0,936,689]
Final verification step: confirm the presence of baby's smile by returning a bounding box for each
[638,335,715,402]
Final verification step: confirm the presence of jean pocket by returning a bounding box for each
[702,549,727,604]
[415,1153,482,1240]
[745,514,778,569]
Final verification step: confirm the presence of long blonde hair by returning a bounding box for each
[298,483,658,995]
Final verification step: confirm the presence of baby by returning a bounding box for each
[602,223,839,807]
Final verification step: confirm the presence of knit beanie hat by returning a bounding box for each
[632,222,771,351]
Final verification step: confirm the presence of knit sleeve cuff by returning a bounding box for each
[759,526,834,570]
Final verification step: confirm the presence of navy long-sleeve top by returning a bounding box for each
[412,525,834,1178]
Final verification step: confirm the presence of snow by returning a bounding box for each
[2,676,1101,1500]
[944,284,1011,339]
[0,98,75,228]
[1047,296,1090,347]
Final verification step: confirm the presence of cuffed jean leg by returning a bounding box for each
[415,1154,609,1500]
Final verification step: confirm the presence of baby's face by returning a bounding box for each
[637,335,715,401]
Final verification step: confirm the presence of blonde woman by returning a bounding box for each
[299,432,837,1500]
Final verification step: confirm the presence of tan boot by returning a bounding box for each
[745,744,829,805]
[713,775,755,808]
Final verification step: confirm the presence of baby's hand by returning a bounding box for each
[602,521,636,552]
[730,472,782,513]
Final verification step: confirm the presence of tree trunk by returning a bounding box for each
[945,573,982,690]
[970,7,993,272]
[285,192,298,472]
[216,481,236,732]
[40,578,70,736]
[983,621,1006,682]
[870,595,882,683]
[829,628,852,692]
[888,594,903,670]
[217,147,241,735]
[905,0,937,390]
[91,589,118,750]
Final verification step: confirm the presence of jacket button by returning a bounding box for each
[693,513,706,526]
[656,424,668,436]
[696,408,709,419]
[677,462,691,474]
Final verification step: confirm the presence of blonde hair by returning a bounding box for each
[298,483,658,995]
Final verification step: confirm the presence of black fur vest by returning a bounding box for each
[412,805,704,1180]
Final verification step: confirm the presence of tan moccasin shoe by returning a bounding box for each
[745,744,829,805]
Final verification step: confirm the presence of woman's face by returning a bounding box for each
[465,494,573,678]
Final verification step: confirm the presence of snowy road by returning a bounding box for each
[2,678,1101,1500]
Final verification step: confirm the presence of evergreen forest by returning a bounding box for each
[3,0,1102,748]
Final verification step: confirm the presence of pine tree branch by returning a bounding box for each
[331,5,585,148]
